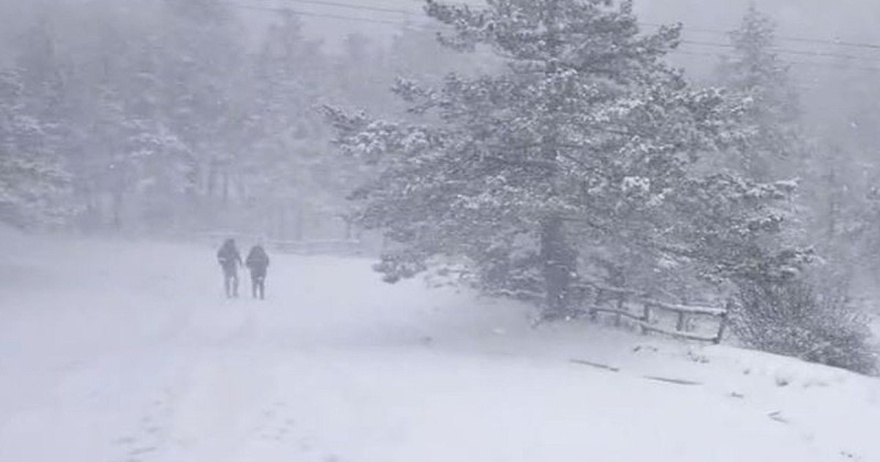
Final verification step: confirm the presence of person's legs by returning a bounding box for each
[249,269,265,300]
[232,270,239,297]
[250,271,258,298]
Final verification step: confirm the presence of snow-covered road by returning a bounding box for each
[1,233,878,461]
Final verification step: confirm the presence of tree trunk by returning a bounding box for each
[826,165,838,241]
[111,188,124,232]
[273,203,288,240]
[540,215,577,317]
[538,0,576,318]
[293,205,304,241]
[221,168,229,209]
[206,159,217,198]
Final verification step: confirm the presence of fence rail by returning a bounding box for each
[189,232,370,256]
[270,239,365,255]
[579,280,729,344]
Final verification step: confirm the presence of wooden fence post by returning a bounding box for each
[640,302,651,335]
[614,293,628,327]
[714,307,730,345]
[590,288,603,322]
[579,280,730,344]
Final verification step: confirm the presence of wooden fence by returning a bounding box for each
[270,239,366,256]
[190,232,369,256]
[580,281,729,344]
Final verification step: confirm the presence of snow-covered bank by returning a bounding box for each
[0,235,878,461]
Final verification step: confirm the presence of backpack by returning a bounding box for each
[247,246,269,269]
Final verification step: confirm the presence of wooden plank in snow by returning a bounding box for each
[570,358,621,372]
[643,375,702,386]
[638,322,719,343]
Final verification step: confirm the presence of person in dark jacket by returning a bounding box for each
[217,238,243,298]
[245,244,270,300]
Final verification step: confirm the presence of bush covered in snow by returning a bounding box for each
[732,279,877,375]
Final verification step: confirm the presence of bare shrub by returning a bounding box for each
[732,280,877,375]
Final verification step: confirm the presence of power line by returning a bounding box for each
[768,35,880,51]
[641,21,880,51]
[218,1,407,25]
[688,26,880,51]
[681,40,877,62]
[276,0,416,16]
[218,1,880,72]
[270,0,880,52]
[672,48,880,73]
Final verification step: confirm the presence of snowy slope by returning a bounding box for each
[0,234,878,462]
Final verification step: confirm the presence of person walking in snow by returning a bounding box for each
[245,244,270,300]
[217,238,243,298]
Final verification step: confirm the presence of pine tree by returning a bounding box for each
[327,0,771,318]
[709,6,875,373]
[717,3,802,181]
[0,69,67,228]
[706,5,817,285]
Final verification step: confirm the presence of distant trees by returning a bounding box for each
[238,10,335,239]
[0,0,390,238]
[713,6,875,374]
[6,1,213,232]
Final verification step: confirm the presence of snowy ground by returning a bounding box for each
[1,230,879,462]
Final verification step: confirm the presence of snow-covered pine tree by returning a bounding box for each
[326,0,773,318]
[117,27,195,233]
[711,6,876,374]
[0,69,67,228]
[649,4,814,292]
[42,3,195,233]
[717,3,803,181]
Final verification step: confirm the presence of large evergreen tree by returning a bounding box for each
[327,0,783,318]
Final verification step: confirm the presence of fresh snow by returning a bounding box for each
[1,232,878,462]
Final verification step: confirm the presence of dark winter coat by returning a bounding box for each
[217,240,243,272]
[246,245,270,275]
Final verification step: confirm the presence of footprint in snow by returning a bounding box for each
[250,401,344,462]
[253,402,297,442]
[111,391,173,461]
